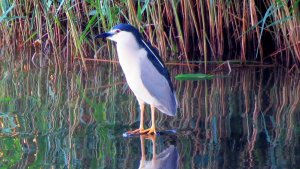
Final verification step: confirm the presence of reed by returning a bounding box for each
[0,0,299,69]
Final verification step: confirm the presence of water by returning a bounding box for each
[0,57,300,169]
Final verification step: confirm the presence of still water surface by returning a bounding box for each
[0,58,300,168]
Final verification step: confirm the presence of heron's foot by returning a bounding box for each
[140,127,157,135]
[126,128,144,135]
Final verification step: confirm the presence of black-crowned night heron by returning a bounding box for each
[95,24,177,135]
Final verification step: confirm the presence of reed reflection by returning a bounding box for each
[139,135,178,169]
[1,57,300,168]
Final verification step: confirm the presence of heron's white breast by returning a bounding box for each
[116,45,156,104]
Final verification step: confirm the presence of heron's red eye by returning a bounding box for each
[116,29,121,33]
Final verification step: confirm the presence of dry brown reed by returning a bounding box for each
[0,0,299,70]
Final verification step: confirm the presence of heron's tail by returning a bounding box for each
[157,91,177,116]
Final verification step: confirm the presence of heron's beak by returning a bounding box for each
[94,32,113,39]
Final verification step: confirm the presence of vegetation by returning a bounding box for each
[0,0,300,71]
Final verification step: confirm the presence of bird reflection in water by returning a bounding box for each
[139,135,179,169]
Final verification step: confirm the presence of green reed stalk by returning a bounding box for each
[171,0,190,71]
[200,0,207,72]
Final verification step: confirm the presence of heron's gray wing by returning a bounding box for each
[141,40,174,93]
[140,58,177,116]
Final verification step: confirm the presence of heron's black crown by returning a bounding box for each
[112,24,144,44]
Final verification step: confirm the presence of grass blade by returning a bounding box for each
[175,73,215,80]
[0,3,15,23]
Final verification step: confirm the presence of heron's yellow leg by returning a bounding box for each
[139,102,145,130]
[140,104,157,135]
[126,101,145,134]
